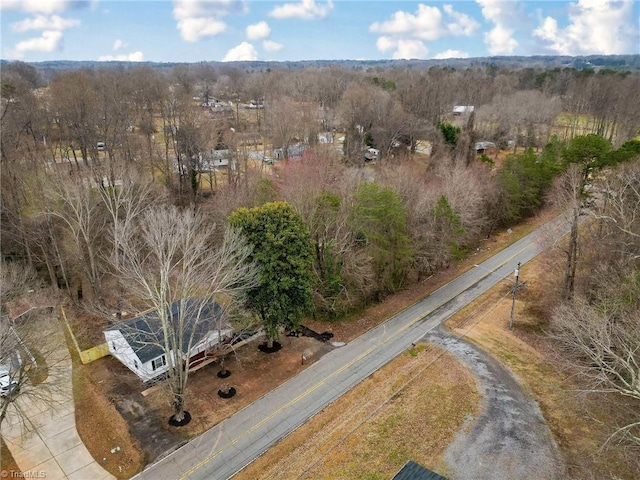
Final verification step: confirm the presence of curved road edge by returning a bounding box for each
[425,326,565,480]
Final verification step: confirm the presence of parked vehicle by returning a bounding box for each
[0,350,22,397]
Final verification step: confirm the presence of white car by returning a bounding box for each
[0,366,19,397]
[0,351,22,397]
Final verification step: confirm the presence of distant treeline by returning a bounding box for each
[1,54,639,81]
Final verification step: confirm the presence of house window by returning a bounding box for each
[112,342,116,352]
[134,360,139,369]
[151,355,166,371]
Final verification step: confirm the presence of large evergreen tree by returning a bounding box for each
[498,147,560,223]
[229,202,315,348]
[350,183,412,297]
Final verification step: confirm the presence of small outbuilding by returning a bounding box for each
[104,299,232,382]
[452,105,475,115]
[474,141,497,154]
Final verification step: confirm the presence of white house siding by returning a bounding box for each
[104,330,168,382]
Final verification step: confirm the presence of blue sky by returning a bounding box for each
[1,1,638,62]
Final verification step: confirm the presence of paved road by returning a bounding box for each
[135,215,569,480]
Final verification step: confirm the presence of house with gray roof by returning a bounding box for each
[104,299,231,382]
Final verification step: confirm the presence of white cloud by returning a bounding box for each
[370,4,479,41]
[246,21,270,40]
[11,14,80,32]
[370,4,445,41]
[376,36,428,59]
[177,17,227,42]
[442,5,480,37]
[14,30,63,54]
[173,0,247,19]
[476,0,520,55]
[376,36,396,53]
[534,0,637,55]
[484,24,518,55]
[433,49,469,59]
[222,41,258,61]
[113,39,127,51]
[5,3,86,58]
[393,40,429,60]
[98,51,145,62]
[1,0,91,14]
[269,0,333,20]
[263,39,283,52]
[172,0,247,42]
[371,4,477,58]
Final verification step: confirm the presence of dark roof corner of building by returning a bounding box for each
[391,461,449,480]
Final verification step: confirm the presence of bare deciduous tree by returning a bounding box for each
[551,163,584,300]
[266,96,300,159]
[113,206,258,423]
[45,170,108,300]
[0,260,67,435]
[551,298,640,446]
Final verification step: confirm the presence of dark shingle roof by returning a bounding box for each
[391,461,448,480]
[105,299,225,363]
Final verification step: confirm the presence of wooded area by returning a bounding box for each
[1,60,639,444]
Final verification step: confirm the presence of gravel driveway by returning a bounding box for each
[424,326,565,480]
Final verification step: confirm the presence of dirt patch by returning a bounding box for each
[444,257,640,479]
[236,346,478,480]
[84,333,334,470]
[73,362,146,479]
[144,335,334,439]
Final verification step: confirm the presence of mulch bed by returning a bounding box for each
[258,341,282,353]
[218,387,237,399]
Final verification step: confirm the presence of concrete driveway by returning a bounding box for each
[1,321,115,480]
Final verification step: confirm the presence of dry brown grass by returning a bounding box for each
[445,257,640,479]
[0,437,20,473]
[237,346,478,480]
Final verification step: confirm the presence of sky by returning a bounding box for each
[1,0,638,63]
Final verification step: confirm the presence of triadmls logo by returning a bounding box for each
[0,471,47,479]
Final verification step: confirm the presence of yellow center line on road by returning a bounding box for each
[179,245,530,479]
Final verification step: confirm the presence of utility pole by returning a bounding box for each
[509,262,524,329]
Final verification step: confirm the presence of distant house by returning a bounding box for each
[273,144,307,160]
[245,100,264,109]
[364,147,380,162]
[474,141,497,154]
[199,149,232,171]
[200,97,220,108]
[317,132,334,144]
[104,299,232,383]
[453,105,475,115]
